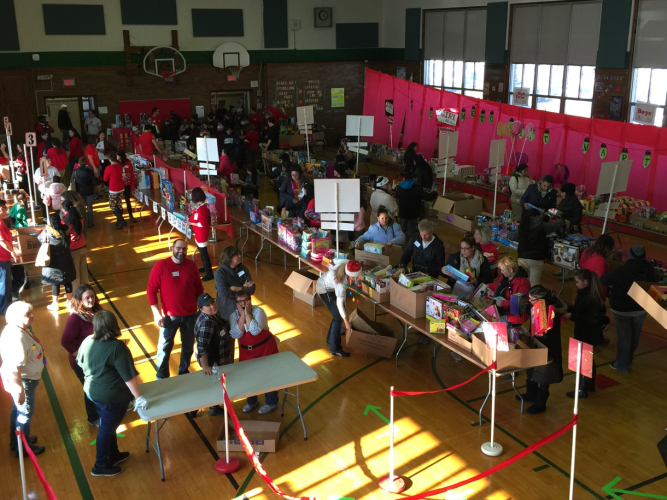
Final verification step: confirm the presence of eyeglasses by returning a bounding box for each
[460,246,472,251]
[236,299,250,304]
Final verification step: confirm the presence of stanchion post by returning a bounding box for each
[24,145,36,225]
[379,386,405,493]
[17,427,28,500]
[215,372,241,474]
[602,165,618,235]
[568,342,582,500]
[7,132,15,185]
[482,335,503,456]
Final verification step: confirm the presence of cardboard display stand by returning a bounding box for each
[345,115,374,172]
[594,160,632,234]
[488,138,505,220]
[314,178,360,254]
[296,105,314,163]
[196,137,219,185]
[437,130,458,195]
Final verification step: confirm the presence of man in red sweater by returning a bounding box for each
[147,239,204,379]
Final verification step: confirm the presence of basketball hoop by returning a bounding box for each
[161,71,176,84]
[228,66,242,82]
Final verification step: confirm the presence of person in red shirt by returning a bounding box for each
[264,103,288,122]
[67,129,84,173]
[130,126,141,153]
[138,126,163,156]
[0,199,17,314]
[151,107,162,134]
[117,151,136,223]
[103,152,127,229]
[187,188,213,281]
[47,138,69,178]
[247,107,264,134]
[35,115,53,135]
[147,238,204,379]
[579,233,615,341]
[243,119,259,169]
[217,149,236,183]
[37,131,52,159]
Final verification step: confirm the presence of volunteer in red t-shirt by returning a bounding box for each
[147,238,204,379]
[37,131,51,159]
[139,126,163,157]
[67,129,84,173]
[243,122,259,169]
[187,187,213,282]
[36,116,54,135]
[265,104,288,122]
[47,138,69,176]
[118,151,137,223]
[85,135,100,169]
[103,152,127,229]
[151,107,162,134]
[130,126,141,153]
[217,149,236,183]
[247,108,264,135]
[0,199,17,314]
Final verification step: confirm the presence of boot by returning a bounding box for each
[515,379,538,403]
[526,387,549,414]
[114,209,126,229]
[566,388,588,399]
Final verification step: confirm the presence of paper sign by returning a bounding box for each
[296,105,314,126]
[482,322,509,352]
[595,160,632,196]
[514,87,530,106]
[314,179,361,213]
[345,115,374,137]
[161,207,166,219]
[25,132,37,147]
[568,338,593,378]
[436,109,458,127]
[331,88,345,108]
[385,99,394,117]
[634,102,656,125]
[5,122,12,136]
[138,192,144,202]
[153,201,158,214]
[439,131,458,159]
[489,139,505,169]
[3,116,8,128]
[196,137,219,163]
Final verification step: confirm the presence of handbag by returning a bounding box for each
[35,241,50,267]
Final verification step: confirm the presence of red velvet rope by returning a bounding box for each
[221,374,312,500]
[15,429,58,500]
[400,415,578,500]
[390,362,497,397]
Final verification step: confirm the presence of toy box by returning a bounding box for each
[160,179,175,211]
[426,296,445,321]
[363,242,385,255]
[552,242,579,269]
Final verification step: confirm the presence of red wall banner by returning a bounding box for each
[118,98,191,129]
[363,69,667,211]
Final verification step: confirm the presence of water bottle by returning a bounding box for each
[212,362,219,382]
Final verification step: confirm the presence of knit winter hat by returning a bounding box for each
[375,176,389,189]
[560,183,576,196]
[628,245,646,260]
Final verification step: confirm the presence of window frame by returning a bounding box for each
[628,67,667,127]
[424,59,485,96]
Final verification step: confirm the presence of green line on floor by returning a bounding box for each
[534,465,550,472]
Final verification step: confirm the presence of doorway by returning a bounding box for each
[45,97,81,141]
[211,91,249,114]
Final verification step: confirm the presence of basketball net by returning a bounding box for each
[228,66,242,82]
[161,71,176,84]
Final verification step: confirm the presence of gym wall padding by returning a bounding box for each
[336,23,379,49]
[404,8,421,61]
[363,68,667,211]
[42,4,105,35]
[120,0,177,25]
[596,0,632,69]
[263,0,288,49]
[192,9,244,37]
[0,0,19,51]
[485,2,508,65]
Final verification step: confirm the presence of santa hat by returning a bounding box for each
[345,260,362,278]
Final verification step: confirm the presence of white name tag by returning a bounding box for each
[194,212,198,220]
[172,271,180,277]
[238,270,245,277]
[414,241,421,248]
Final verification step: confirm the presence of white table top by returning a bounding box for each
[137,351,318,421]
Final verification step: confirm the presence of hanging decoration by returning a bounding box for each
[599,143,607,159]
[496,120,504,136]
[429,107,433,119]
[479,109,486,123]
[644,150,652,168]
[460,108,466,121]
[526,123,535,142]
[582,137,590,154]
[470,105,476,118]
[619,148,629,161]
[489,111,494,124]
[543,129,549,145]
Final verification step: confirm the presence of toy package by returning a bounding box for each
[426,296,445,321]
[442,265,470,283]
[363,242,385,255]
[160,179,175,211]
[531,299,555,336]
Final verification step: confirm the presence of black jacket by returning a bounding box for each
[395,180,437,220]
[558,195,583,225]
[58,109,72,130]
[600,259,658,312]
[75,166,99,196]
[414,157,433,189]
[444,251,493,287]
[399,234,445,279]
[530,295,567,386]
[214,263,256,321]
[38,229,76,286]
[568,286,604,346]
[520,183,558,211]
[278,178,302,210]
[267,125,279,147]
[509,216,566,261]
[241,170,259,200]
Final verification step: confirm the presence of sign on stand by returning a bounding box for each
[296,105,314,163]
[436,109,458,127]
[196,137,219,185]
[314,178,360,256]
[385,101,394,148]
[437,130,458,196]
[488,138,505,219]
[25,132,37,148]
[594,160,632,233]
[345,115,374,172]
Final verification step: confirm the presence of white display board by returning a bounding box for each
[296,105,314,126]
[199,163,217,176]
[438,130,458,159]
[345,115,374,137]
[595,160,632,196]
[489,139,505,169]
[196,138,219,163]
[314,179,360,213]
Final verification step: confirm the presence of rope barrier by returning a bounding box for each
[16,429,58,500]
[390,362,497,397]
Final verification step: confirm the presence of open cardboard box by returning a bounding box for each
[346,309,398,358]
[361,282,390,303]
[472,331,548,371]
[389,276,451,318]
[13,227,41,257]
[355,245,402,267]
[217,420,281,453]
[284,269,323,307]
[447,324,473,352]
[434,193,484,231]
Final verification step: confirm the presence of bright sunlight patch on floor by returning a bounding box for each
[301,349,335,367]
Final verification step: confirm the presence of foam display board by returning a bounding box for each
[472,332,548,371]
[196,137,219,162]
[314,179,360,214]
[345,115,374,137]
[628,282,667,329]
[296,105,314,126]
[355,246,402,267]
[217,420,280,453]
[595,160,632,196]
[489,139,505,169]
[438,131,458,158]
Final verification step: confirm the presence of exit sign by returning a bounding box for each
[63,78,76,88]
[227,75,236,82]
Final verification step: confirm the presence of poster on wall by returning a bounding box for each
[331,88,345,108]
[397,67,406,79]
[591,69,629,121]
[513,87,530,106]
[634,102,656,125]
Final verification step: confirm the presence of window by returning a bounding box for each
[629,68,667,126]
[425,59,484,97]
[509,2,601,117]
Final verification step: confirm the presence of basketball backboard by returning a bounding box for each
[143,46,187,79]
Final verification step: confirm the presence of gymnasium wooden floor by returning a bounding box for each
[2,177,667,500]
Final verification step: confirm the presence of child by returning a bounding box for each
[217,148,236,183]
[187,187,213,282]
[240,164,259,200]
[45,175,67,211]
[9,193,28,227]
[118,151,137,222]
[62,191,88,235]
[564,269,605,399]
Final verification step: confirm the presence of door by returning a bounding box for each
[211,91,249,114]
[45,97,81,139]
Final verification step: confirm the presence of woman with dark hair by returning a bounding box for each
[74,156,100,226]
[303,183,320,228]
[268,153,290,193]
[39,214,76,312]
[520,174,557,211]
[240,163,259,200]
[579,234,614,340]
[68,128,84,174]
[557,182,583,229]
[509,163,533,219]
[518,284,567,414]
[326,154,346,179]
[188,187,213,281]
[278,167,303,210]
[118,151,137,223]
[395,168,437,240]
[403,142,418,169]
[103,152,126,230]
[369,176,398,224]
[354,205,405,248]
[61,199,88,288]
[508,208,568,286]
[442,235,493,293]
[214,246,255,322]
[414,155,434,190]
[77,310,144,477]
[47,138,69,178]
[61,284,103,427]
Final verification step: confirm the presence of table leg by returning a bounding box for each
[557,268,567,297]
[156,418,165,482]
[279,386,308,440]
[168,226,175,248]
[157,217,165,242]
[395,322,408,367]
[255,237,265,270]
[240,226,249,257]
[145,420,151,453]
[512,372,524,413]
[477,371,492,426]
[284,251,286,270]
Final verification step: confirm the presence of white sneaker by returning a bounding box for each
[47,302,59,312]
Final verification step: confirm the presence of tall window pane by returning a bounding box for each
[433,60,443,87]
[475,62,485,90]
[633,68,651,103]
[511,64,523,90]
[444,61,454,87]
[649,69,667,106]
[565,99,592,117]
[580,66,595,99]
[454,61,464,88]
[536,97,561,112]
[536,65,550,95]
[565,66,581,98]
[464,62,475,89]
[523,64,535,94]
[550,65,564,97]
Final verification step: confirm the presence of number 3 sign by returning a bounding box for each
[25,132,37,147]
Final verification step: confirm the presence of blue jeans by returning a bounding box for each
[9,378,39,449]
[613,311,647,372]
[401,218,418,241]
[72,363,99,423]
[91,399,129,468]
[320,291,343,352]
[247,391,279,407]
[0,260,12,315]
[156,314,195,379]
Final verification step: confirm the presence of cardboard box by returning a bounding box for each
[434,193,483,231]
[447,325,472,352]
[361,282,390,303]
[346,309,399,358]
[217,421,280,453]
[389,276,451,318]
[13,227,41,257]
[285,269,322,308]
[471,332,548,371]
[349,309,396,337]
[355,246,402,267]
